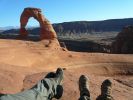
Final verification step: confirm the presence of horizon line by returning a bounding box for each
[0,17,133,28]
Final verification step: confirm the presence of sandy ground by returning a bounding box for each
[0,39,133,100]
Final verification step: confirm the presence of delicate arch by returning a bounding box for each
[20,7,57,40]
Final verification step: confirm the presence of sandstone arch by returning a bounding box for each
[20,7,57,40]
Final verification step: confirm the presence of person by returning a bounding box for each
[0,68,64,100]
[0,68,114,100]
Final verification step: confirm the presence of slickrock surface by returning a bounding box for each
[0,39,132,100]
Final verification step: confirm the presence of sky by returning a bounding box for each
[0,0,133,27]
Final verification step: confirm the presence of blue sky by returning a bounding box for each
[0,0,133,27]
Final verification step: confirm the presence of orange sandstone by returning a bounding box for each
[20,7,57,40]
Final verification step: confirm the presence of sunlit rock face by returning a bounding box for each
[20,7,57,40]
[111,26,133,54]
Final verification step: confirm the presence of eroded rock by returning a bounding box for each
[111,26,133,54]
[20,7,57,40]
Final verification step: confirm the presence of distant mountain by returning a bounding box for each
[0,30,4,33]
[0,28,4,30]
[53,18,133,34]
[1,28,40,36]
[0,26,19,30]
[1,18,133,35]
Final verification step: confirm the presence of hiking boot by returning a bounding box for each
[45,68,63,85]
[55,68,64,84]
[45,72,56,78]
[96,79,114,100]
[101,79,112,96]
[79,75,90,98]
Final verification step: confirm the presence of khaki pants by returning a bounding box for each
[0,78,58,100]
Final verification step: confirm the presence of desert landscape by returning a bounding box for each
[0,1,133,100]
[0,24,133,100]
[0,37,133,100]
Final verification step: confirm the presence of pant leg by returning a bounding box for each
[0,78,58,100]
[34,78,59,100]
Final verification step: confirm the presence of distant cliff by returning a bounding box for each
[53,18,133,34]
[111,26,133,54]
[1,18,133,35]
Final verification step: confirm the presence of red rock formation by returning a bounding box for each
[111,26,133,53]
[20,7,57,40]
